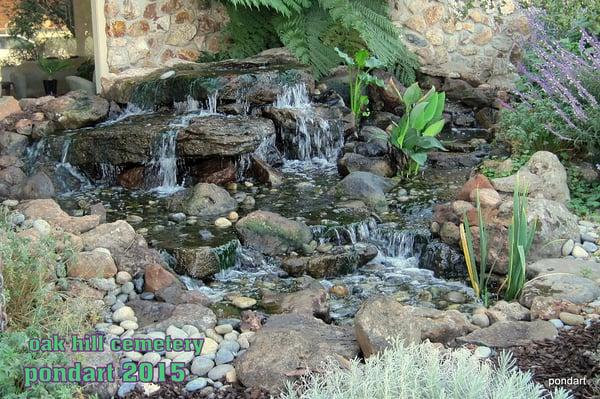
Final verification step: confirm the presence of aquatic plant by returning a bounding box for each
[335,48,385,125]
[504,183,537,301]
[459,190,491,307]
[282,338,572,399]
[389,82,447,176]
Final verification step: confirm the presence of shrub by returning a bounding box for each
[282,339,571,399]
[498,9,600,159]
[0,209,101,335]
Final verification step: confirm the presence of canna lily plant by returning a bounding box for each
[389,81,447,176]
[459,190,492,306]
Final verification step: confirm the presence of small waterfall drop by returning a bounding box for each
[274,83,344,164]
[99,104,149,127]
[55,136,92,191]
[150,92,219,194]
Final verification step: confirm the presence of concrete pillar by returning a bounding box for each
[73,0,93,57]
[90,0,109,94]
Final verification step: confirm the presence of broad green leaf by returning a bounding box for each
[416,136,446,150]
[365,56,385,69]
[402,127,419,151]
[396,115,410,148]
[423,94,438,122]
[411,102,428,131]
[420,86,436,102]
[335,48,354,66]
[403,83,422,107]
[410,152,428,166]
[434,92,446,120]
[354,49,370,69]
[423,119,445,137]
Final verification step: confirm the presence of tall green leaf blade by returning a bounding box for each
[403,83,422,107]
[422,119,445,137]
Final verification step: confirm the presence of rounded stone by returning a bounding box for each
[112,306,135,322]
[227,211,239,222]
[572,245,590,258]
[185,377,208,392]
[549,319,564,329]
[124,351,143,361]
[474,346,492,359]
[561,239,575,256]
[559,312,585,326]
[120,320,139,330]
[201,338,219,355]
[183,325,200,336]
[446,291,466,304]
[166,325,188,339]
[191,356,214,376]
[33,219,52,236]
[471,313,490,328]
[219,339,240,354]
[141,352,162,365]
[214,217,232,228]
[108,325,125,335]
[208,364,234,381]
[215,348,234,365]
[116,271,132,284]
[230,296,256,310]
[121,282,135,294]
[214,324,233,335]
[582,241,598,253]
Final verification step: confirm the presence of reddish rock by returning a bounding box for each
[143,3,157,19]
[0,96,21,120]
[161,0,182,14]
[177,48,200,61]
[118,166,145,189]
[109,20,126,37]
[175,11,192,23]
[144,263,178,293]
[458,174,494,201]
[530,297,581,320]
[127,20,150,37]
[68,250,118,279]
[190,159,236,185]
[470,187,501,208]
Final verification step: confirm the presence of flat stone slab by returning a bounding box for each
[457,320,558,348]
[527,258,600,282]
[520,273,600,308]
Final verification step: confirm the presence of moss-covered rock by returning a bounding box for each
[235,211,312,256]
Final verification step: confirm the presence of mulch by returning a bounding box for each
[122,382,270,399]
[508,322,600,398]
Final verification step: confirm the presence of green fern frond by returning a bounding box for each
[222,5,280,58]
[226,0,308,16]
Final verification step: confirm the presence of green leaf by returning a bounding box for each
[335,47,354,66]
[403,83,422,107]
[354,49,370,69]
[416,135,446,150]
[434,92,446,120]
[365,56,385,69]
[423,119,445,137]
[423,94,438,122]
[410,152,428,166]
[411,102,428,131]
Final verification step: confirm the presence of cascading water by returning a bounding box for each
[54,136,92,192]
[98,104,149,127]
[274,83,344,164]
[149,92,219,194]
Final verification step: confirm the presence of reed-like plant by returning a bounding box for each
[459,190,491,306]
[504,184,537,301]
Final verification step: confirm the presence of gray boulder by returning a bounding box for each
[492,151,570,204]
[354,297,476,357]
[520,273,600,308]
[457,320,557,348]
[235,211,312,256]
[335,171,394,212]
[174,183,237,217]
[42,90,109,129]
[337,153,395,177]
[235,313,359,393]
[527,258,600,281]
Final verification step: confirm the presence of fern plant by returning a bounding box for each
[215,0,419,82]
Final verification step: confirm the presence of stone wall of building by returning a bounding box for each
[104,0,228,73]
[390,0,529,87]
[102,0,528,87]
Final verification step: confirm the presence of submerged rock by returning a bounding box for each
[235,313,359,393]
[334,171,394,212]
[171,183,237,217]
[235,211,312,256]
[337,153,396,177]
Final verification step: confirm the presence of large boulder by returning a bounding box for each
[173,183,237,217]
[235,211,312,256]
[0,131,28,156]
[334,171,394,212]
[0,96,22,120]
[525,198,580,260]
[457,320,558,348]
[492,151,570,204]
[130,301,217,332]
[42,91,109,129]
[18,199,99,233]
[354,297,476,357]
[235,313,359,393]
[68,249,118,279]
[282,244,379,278]
[15,172,55,200]
[261,277,330,321]
[527,258,600,281]
[178,116,276,157]
[519,273,600,308]
[80,220,163,275]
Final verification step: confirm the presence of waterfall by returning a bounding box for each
[98,104,149,127]
[24,138,47,174]
[98,163,121,185]
[149,92,219,194]
[55,136,91,190]
[275,83,344,164]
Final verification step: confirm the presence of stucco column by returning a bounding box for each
[90,0,109,94]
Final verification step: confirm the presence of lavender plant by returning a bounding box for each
[500,8,600,159]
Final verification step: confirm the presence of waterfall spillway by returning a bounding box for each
[150,92,219,194]
[275,83,344,164]
[55,136,91,190]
